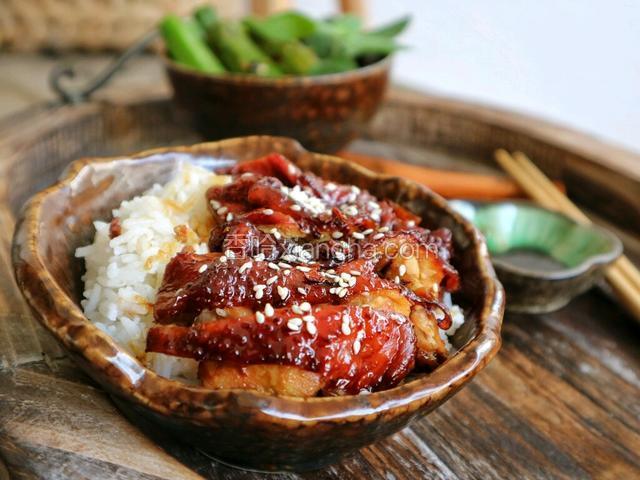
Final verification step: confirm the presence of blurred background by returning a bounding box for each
[1,0,639,152]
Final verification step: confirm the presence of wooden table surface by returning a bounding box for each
[0,54,639,480]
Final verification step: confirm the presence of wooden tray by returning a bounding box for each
[1,89,638,479]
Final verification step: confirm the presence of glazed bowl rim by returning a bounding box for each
[13,136,503,424]
[451,199,623,281]
[162,53,392,86]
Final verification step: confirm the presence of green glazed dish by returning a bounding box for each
[450,200,622,313]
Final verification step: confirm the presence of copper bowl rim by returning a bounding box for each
[13,136,504,425]
[162,53,392,86]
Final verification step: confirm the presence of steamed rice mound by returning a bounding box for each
[75,163,230,379]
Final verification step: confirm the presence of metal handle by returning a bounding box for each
[49,29,159,104]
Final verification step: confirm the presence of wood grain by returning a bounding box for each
[1,93,639,479]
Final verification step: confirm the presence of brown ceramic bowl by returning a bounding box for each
[12,136,503,472]
[164,56,391,153]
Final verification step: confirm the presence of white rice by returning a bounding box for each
[75,162,230,379]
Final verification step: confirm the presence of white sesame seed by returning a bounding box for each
[264,303,275,316]
[367,200,379,209]
[303,314,315,322]
[341,321,351,335]
[198,264,208,273]
[329,287,337,294]
[394,276,400,284]
[378,226,390,232]
[332,231,344,239]
[362,228,374,235]
[282,254,297,262]
[399,264,407,277]
[326,182,337,191]
[372,232,384,240]
[290,204,302,211]
[297,287,307,295]
[300,302,311,312]
[253,253,266,262]
[210,200,221,209]
[239,261,253,274]
[287,318,303,330]
[268,262,280,270]
[340,272,352,281]
[296,266,311,272]
[353,339,361,354]
[350,270,361,276]
[351,186,361,194]
[226,212,234,222]
[352,231,365,240]
[255,311,265,324]
[217,206,228,215]
[407,220,416,227]
[335,251,346,261]
[338,288,348,298]
[277,286,290,300]
[306,322,317,335]
[219,255,228,263]
[283,269,291,276]
[263,209,274,215]
[215,308,227,317]
[278,262,292,269]
[270,228,282,240]
[343,205,358,216]
[292,304,304,314]
[348,277,357,287]
[253,284,266,299]
[327,269,336,274]
[267,275,278,285]
[224,249,235,259]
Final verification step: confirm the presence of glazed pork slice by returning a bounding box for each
[147,304,416,396]
[153,253,408,325]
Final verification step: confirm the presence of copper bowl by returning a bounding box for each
[164,57,391,153]
[12,136,503,472]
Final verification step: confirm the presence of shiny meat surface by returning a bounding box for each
[146,153,461,396]
[147,304,416,395]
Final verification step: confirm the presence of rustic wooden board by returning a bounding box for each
[0,91,639,479]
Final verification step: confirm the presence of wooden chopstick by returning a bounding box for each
[494,149,640,320]
[510,151,640,289]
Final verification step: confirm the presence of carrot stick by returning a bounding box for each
[338,151,565,200]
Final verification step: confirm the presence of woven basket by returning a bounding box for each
[0,0,242,52]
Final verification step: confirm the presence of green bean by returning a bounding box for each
[309,57,357,75]
[194,5,219,34]
[211,21,282,76]
[244,12,316,44]
[280,41,319,74]
[159,15,226,73]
